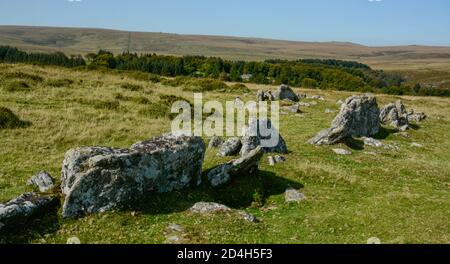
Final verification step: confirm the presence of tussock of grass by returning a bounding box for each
[0,107,31,129]
[76,98,120,110]
[3,80,32,92]
[120,83,143,92]
[127,72,161,83]
[46,78,74,88]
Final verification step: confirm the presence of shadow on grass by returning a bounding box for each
[343,138,365,150]
[373,127,398,140]
[138,170,303,216]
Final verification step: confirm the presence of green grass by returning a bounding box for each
[0,63,449,244]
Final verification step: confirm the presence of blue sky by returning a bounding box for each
[1,0,450,46]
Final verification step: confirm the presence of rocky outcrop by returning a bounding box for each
[272,84,299,102]
[208,147,264,187]
[0,193,59,233]
[27,171,55,193]
[380,100,409,130]
[218,137,242,157]
[308,94,380,145]
[61,134,205,218]
[240,119,288,156]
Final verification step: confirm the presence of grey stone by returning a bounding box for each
[285,188,305,203]
[27,171,55,193]
[0,193,59,233]
[238,211,258,223]
[310,95,325,101]
[333,148,352,155]
[274,155,286,163]
[240,119,288,156]
[380,100,409,129]
[411,142,424,148]
[208,147,264,187]
[325,109,336,114]
[272,84,299,102]
[208,136,223,149]
[337,100,345,105]
[298,102,311,107]
[362,137,384,148]
[268,156,276,166]
[61,133,205,218]
[218,137,242,157]
[308,94,380,145]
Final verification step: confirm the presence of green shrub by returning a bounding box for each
[46,78,74,87]
[120,83,143,91]
[3,81,32,92]
[0,107,31,129]
[128,72,161,83]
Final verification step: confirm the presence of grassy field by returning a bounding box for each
[0,63,449,244]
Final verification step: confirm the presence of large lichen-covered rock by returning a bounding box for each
[61,134,205,218]
[208,147,264,187]
[308,94,380,145]
[272,84,299,102]
[380,100,410,130]
[0,193,59,234]
[240,118,288,156]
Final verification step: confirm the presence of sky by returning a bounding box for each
[1,0,450,46]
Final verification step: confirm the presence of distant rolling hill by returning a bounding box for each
[1,25,450,71]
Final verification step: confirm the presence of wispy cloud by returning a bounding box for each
[67,0,82,2]
[368,0,383,2]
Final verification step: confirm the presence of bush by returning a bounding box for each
[3,81,32,92]
[128,72,161,83]
[0,107,31,129]
[120,83,143,91]
[301,78,317,88]
[229,83,250,93]
[184,79,229,92]
[2,72,44,83]
[46,78,74,87]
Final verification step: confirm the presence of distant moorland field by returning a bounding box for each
[1,25,450,72]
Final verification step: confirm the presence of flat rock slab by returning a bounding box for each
[333,148,352,155]
[208,147,264,187]
[61,133,205,218]
[190,202,257,223]
[0,193,59,234]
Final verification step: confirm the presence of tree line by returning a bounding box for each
[1,45,448,97]
[0,46,85,68]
